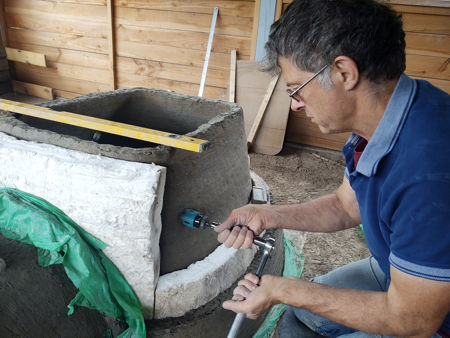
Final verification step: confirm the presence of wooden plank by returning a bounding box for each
[405,32,450,58]
[390,1,450,9]
[0,98,210,153]
[236,60,291,155]
[116,40,230,71]
[247,73,280,149]
[12,60,111,85]
[405,54,449,80]
[116,24,251,57]
[114,0,255,18]
[5,13,107,39]
[275,0,283,20]
[14,63,110,94]
[12,80,53,100]
[0,0,8,46]
[117,71,227,100]
[402,12,450,34]
[5,47,46,67]
[250,0,260,60]
[106,0,116,90]
[5,0,107,23]
[116,56,228,88]
[115,7,253,37]
[7,29,108,54]
[7,41,109,69]
[228,50,236,102]
[53,89,82,99]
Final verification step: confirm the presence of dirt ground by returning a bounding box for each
[249,143,370,280]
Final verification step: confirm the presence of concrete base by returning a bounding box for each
[0,88,252,274]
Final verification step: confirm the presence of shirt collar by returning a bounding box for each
[354,74,417,177]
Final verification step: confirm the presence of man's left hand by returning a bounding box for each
[223,273,281,319]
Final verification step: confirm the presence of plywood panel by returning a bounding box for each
[236,60,291,155]
[286,110,350,151]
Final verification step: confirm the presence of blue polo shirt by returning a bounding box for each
[343,74,450,330]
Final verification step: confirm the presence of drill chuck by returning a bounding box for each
[180,208,217,229]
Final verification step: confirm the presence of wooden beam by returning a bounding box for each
[228,50,236,102]
[250,0,261,60]
[106,0,116,90]
[247,73,280,149]
[0,98,211,153]
[0,0,8,46]
[12,80,54,100]
[6,47,46,67]
[275,0,283,20]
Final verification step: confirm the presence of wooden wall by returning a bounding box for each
[283,0,450,150]
[1,0,257,100]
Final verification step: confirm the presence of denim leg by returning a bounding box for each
[280,256,390,338]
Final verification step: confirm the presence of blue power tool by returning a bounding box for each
[179,208,276,338]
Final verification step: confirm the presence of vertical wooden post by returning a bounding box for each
[250,0,261,60]
[0,0,8,47]
[228,50,236,102]
[275,0,283,20]
[106,0,116,90]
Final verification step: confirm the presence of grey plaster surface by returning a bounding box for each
[0,88,252,274]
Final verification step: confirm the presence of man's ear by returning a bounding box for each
[332,56,359,91]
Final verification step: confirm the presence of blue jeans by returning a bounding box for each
[280,256,418,337]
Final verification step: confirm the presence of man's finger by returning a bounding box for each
[232,227,248,249]
[243,229,254,249]
[223,300,247,313]
[237,279,257,291]
[217,229,231,243]
[224,226,241,248]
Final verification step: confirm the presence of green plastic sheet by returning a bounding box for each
[0,188,145,337]
[253,236,304,338]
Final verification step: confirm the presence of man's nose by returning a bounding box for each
[291,97,305,111]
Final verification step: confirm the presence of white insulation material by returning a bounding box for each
[0,132,166,318]
[155,244,257,318]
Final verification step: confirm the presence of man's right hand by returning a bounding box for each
[214,204,276,249]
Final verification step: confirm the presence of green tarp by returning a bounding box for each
[0,188,145,337]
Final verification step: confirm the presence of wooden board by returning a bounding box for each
[5,47,46,67]
[12,80,53,100]
[286,110,351,151]
[236,60,291,155]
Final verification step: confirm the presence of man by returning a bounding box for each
[215,0,450,336]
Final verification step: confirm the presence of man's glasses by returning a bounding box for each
[286,65,329,102]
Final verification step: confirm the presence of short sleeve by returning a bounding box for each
[386,178,450,281]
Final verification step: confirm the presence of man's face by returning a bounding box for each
[279,57,352,135]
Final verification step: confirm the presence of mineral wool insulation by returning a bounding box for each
[0,132,166,318]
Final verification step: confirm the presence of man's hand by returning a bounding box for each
[215,204,278,249]
[223,273,281,319]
